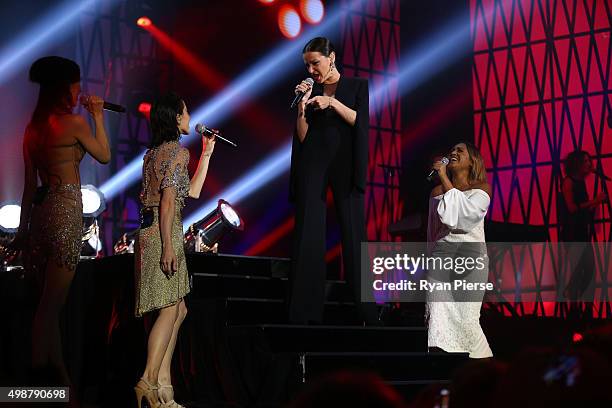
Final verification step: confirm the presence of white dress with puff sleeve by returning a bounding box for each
[426,188,493,358]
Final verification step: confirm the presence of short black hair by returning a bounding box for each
[29,56,80,124]
[29,56,80,85]
[150,92,185,148]
[302,37,335,57]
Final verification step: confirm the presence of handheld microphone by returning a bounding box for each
[427,157,449,181]
[195,123,238,148]
[290,78,314,109]
[102,101,126,113]
[79,95,126,113]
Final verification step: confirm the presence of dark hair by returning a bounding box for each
[29,56,80,124]
[463,141,487,183]
[447,141,487,184]
[564,150,590,177]
[302,37,335,57]
[150,92,185,148]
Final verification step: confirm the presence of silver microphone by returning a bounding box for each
[194,123,237,148]
[427,157,449,180]
[291,77,314,109]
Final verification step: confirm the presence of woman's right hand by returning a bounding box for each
[160,245,178,277]
[432,159,448,177]
[295,80,313,110]
[80,94,104,117]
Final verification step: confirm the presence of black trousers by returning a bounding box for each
[288,135,377,324]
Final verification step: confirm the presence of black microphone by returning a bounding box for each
[195,123,238,148]
[79,95,126,113]
[290,77,314,109]
[102,101,126,113]
[427,157,449,181]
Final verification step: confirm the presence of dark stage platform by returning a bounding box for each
[0,254,603,407]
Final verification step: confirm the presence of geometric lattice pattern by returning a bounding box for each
[341,0,402,241]
[471,0,611,317]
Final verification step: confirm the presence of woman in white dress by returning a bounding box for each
[426,142,493,358]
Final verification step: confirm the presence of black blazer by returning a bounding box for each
[289,76,369,202]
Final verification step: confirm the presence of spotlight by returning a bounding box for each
[81,184,106,217]
[0,203,21,233]
[300,0,325,24]
[278,5,302,39]
[184,199,244,253]
[136,16,152,27]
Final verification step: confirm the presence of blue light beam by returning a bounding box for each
[182,140,292,231]
[99,0,365,200]
[186,9,488,226]
[0,0,119,83]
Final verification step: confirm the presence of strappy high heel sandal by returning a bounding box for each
[158,384,184,408]
[134,378,160,408]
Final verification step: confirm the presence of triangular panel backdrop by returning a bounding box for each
[341,0,402,242]
[471,0,611,317]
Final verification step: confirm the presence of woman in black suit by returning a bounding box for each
[288,37,377,325]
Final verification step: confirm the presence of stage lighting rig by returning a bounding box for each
[80,185,105,258]
[184,199,244,253]
[0,203,21,233]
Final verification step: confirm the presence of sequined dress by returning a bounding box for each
[135,140,191,317]
[26,135,85,282]
[27,184,83,279]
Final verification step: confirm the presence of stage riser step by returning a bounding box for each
[222,298,363,325]
[302,352,468,382]
[186,253,291,279]
[227,325,428,352]
[191,276,352,302]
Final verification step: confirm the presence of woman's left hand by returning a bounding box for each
[203,134,216,157]
[306,95,333,110]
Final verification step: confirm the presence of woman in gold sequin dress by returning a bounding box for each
[134,92,215,408]
[12,56,110,388]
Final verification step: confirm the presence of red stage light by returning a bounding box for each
[258,0,276,4]
[138,102,152,115]
[572,332,583,343]
[136,17,152,27]
[300,0,325,24]
[278,5,302,39]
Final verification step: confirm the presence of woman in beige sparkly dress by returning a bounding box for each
[134,92,215,408]
[12,56,110,387]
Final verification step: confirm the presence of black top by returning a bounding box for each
[559,176,593,241]
[289,76,369,202]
